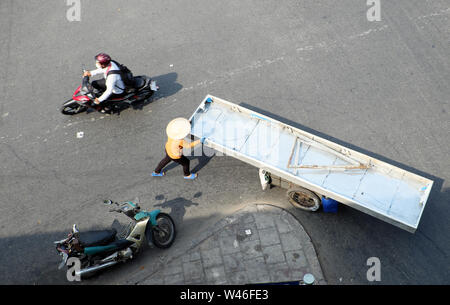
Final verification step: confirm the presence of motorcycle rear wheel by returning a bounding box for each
[152,213,176,249]
[61,100,88,115]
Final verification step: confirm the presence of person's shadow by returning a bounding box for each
[132,72,182,110]
[153,193,201,226]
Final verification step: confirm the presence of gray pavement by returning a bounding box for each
[132,204,325,285]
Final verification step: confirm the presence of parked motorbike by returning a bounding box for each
[61,74,159,115]
[54,199,176,279]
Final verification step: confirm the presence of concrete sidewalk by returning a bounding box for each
[134,204,326,285]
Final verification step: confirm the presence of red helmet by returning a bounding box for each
[95,53,111,65]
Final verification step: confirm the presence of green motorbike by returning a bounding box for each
[54,200,176,278]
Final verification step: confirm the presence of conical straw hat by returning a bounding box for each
[166,118,191,140]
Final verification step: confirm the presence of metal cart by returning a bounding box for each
[189,95,433,233]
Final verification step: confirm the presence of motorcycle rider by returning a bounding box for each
[82,53,126,111]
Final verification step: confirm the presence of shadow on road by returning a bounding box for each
[132,72,183,110]
[153,194,200,226]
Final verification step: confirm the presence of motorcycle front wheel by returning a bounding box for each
[61,100,88,115]
[152,213,176,249]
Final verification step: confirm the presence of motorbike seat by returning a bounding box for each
[132,76,146,89]
[79,229,117,247]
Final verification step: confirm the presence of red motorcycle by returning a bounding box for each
[61,75,158,115]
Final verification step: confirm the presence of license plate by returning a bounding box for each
[150,80,158,91]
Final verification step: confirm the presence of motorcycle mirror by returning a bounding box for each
[72,224,79,234]
[104,199,113,205]
[133,197,141,208]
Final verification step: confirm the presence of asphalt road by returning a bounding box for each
[0,0,449,285]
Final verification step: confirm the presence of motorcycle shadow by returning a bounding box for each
[131,72,183,111]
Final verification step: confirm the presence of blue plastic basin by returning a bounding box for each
[322,196,338,213]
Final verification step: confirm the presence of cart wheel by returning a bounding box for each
[287,187,321,212]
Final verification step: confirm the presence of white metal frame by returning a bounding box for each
[189,95,434,233]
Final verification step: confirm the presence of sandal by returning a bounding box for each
[183,173,198,180]
[151,171,165,177]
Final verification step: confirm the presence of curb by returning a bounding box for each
[127,203,326,285]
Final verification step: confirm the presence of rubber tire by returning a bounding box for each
[152,213,176,249]
[61,100,88,115]
[287,187,321,212]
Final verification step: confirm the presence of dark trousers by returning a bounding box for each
[92,79,126,101]
[155,151,191,176]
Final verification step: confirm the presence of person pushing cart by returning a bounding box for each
[152,117,205,180]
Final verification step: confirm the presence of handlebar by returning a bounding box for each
[104,200,120,213]
[103,199,140,214]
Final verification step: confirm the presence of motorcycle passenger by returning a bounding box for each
[82,53,126,111]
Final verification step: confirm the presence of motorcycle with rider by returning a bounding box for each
[61,53,158,115]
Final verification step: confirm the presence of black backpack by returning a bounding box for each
[107,60,135,88]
